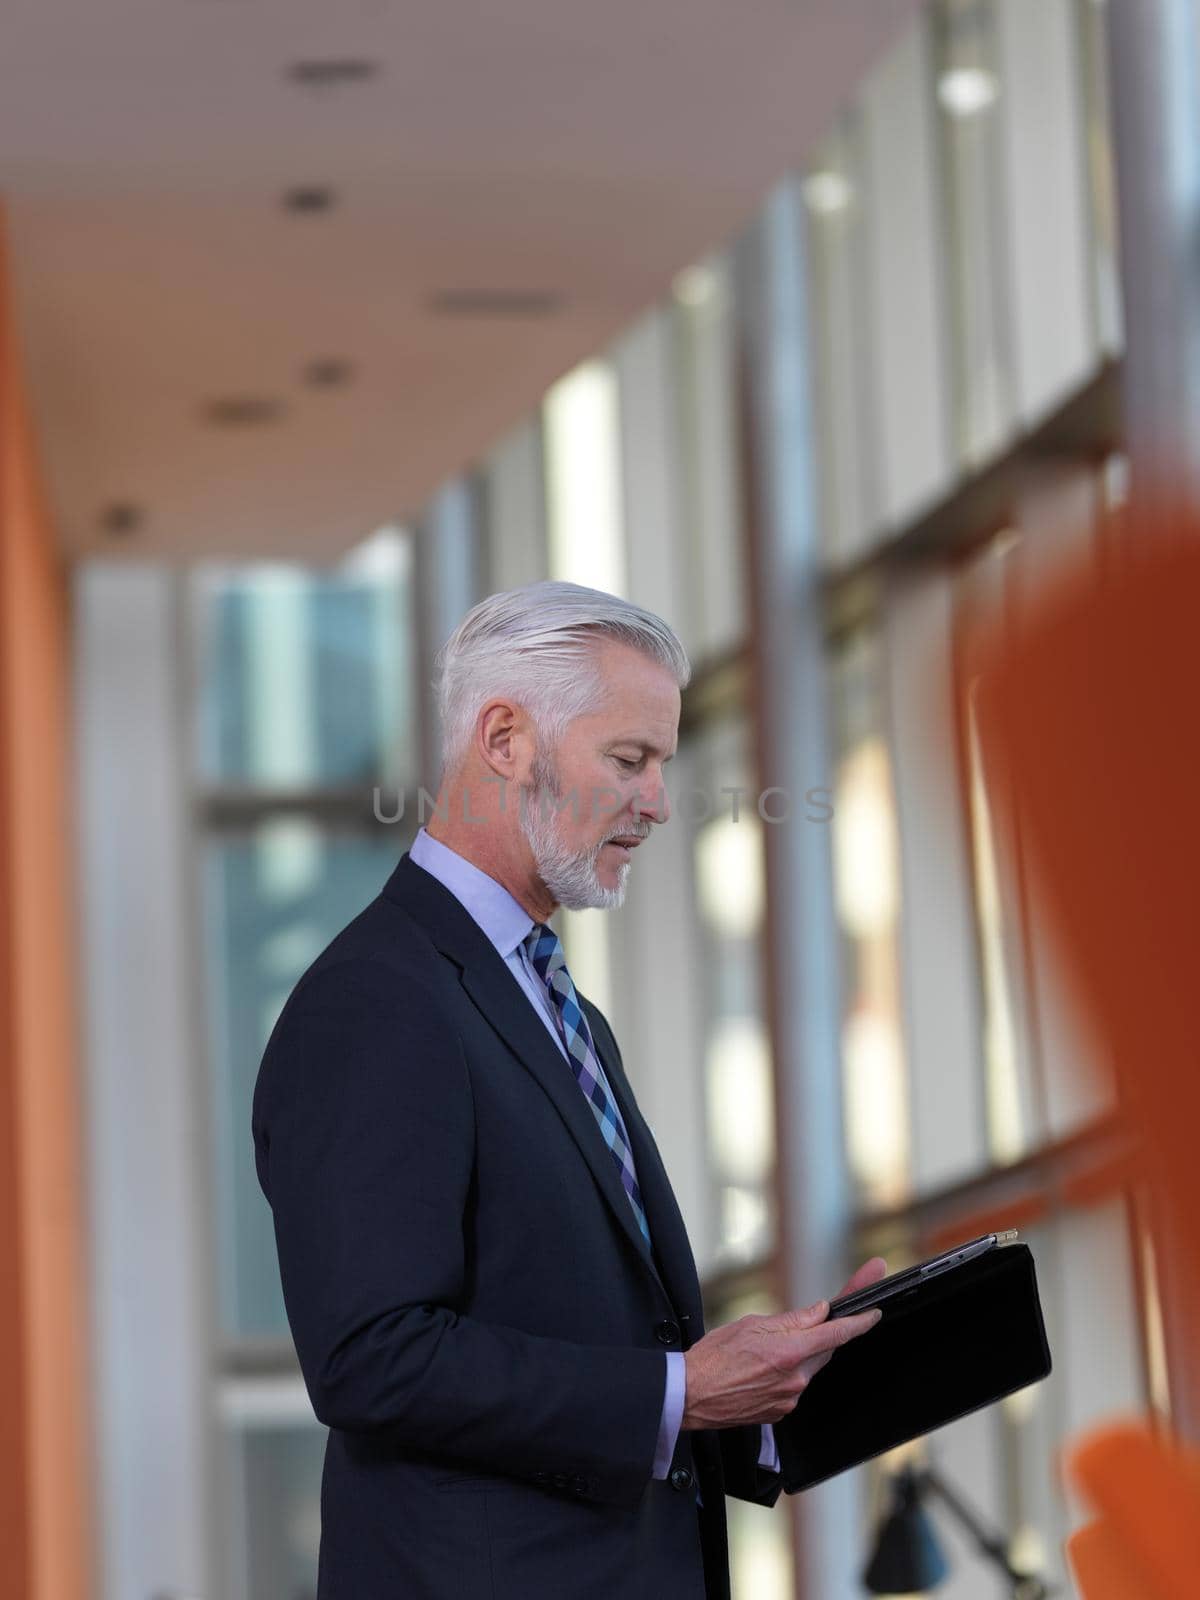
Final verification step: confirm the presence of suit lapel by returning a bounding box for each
[383,855,668,1296]
[458,961,668,1288]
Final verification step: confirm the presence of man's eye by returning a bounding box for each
[613,756,641,771]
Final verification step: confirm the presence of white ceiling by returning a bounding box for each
[0,0,919,561]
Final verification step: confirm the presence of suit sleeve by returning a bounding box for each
[251,957,666,1508]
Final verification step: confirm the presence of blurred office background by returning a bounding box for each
[1,0,1190,1596]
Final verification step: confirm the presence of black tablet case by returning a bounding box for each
[776,1242,1052,1493]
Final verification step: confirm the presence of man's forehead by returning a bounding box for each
[584,646,681,752]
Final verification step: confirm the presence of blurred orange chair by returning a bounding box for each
[974,513,1200,1598]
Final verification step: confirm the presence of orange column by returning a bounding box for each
[0,215,92,1600]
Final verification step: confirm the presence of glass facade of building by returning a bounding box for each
[190,539,419,1598]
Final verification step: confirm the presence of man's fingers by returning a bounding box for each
[756,1285,885,1352]
[783,1305,881,1361]
[759,1300,829,1334]
[825,1306,882,1345]
[835,1256,888,1299]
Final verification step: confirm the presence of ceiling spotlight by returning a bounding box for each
[340,524,412,582]
[283,185,337,214]
[428,289,563,318]
[803,170,854,215]
[303,358,354,389]
[672,264,718,308]
[287,60,379,89]
[938,67,999,117]
[98,502,143,539]
[203,396,286,427]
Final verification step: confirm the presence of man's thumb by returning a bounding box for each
[769,1300,829,1333]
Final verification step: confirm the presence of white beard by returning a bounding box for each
[518,749,631,911]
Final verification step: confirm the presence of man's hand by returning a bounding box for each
[681,1257,888,1431]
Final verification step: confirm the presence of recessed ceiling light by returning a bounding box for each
[990,526,1022,557]
[283,185,337,214]
[428,289,563,318]
[938,67,999,117]
[672,265,718,308]
[803,171,854,215]
[340,524,412,581]
[203,397,286,427]
[303,358,355,389]
[287,60,379,89]
[98,502,143,539]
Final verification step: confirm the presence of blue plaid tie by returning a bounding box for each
[522,923,652,1247]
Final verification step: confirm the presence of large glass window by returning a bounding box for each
[195,530,414,790]
[955,531,1044,1164]
[830,627,912,1210]
[803,117,877,563]
[935,0,1015,466]
[218,1388,328,1600]
[692,717,776,1267]
[204,825,406,1342]
[191,527,418,1593]
[964,665,1032,1163]
[1079,0,1123,355]
[672,254,749,659]
[543,359,627,595]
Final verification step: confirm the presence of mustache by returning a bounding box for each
[600,824,651,844]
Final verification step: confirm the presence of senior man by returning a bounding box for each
[252,580,883,1599]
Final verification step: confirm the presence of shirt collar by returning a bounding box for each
[408,826,536,959]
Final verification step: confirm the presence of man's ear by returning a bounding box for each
[477,698,529,777]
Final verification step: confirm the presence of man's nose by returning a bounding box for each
[635,778,670,827]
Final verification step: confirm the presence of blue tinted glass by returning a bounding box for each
[222,1420,327,1600]
[204,825,408,1339]
[195,534,414,789]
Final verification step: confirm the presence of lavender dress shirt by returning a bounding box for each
[407,827,780,1484]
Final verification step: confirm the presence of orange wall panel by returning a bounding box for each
[0,216,92,1600]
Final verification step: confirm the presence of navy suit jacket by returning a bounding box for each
[252,851,782,1599]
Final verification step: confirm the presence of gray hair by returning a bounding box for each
[434,580,691,776]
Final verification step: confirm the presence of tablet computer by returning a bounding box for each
[829,1230,1020,1319]
[777,1238,1051,1493]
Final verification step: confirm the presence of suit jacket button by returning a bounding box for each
[654,1319,680,1345]
[669,1467,694,1492]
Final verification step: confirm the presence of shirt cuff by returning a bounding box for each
[758,1423,780,1472]
[651,1351,687,1478]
